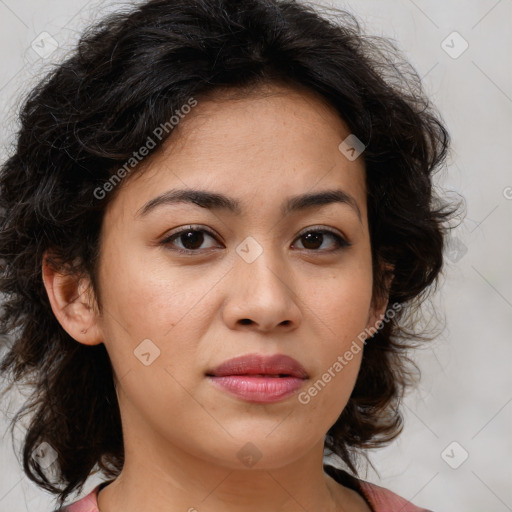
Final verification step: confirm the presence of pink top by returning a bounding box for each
[59,465,432,512]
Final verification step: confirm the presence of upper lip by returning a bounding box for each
[207,353,309,379]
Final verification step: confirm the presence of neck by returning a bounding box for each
[97,438,360,512]
[96,390,370,512]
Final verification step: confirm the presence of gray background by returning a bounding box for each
[1,0,511,510]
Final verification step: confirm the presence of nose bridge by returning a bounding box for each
[235,234,287,290]
[223,234,301,331]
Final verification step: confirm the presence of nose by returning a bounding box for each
[221,245,302,333]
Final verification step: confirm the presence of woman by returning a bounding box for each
[0,0,458,510]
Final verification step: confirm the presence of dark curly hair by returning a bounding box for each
[0,0,460,508]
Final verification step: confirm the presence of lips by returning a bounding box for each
[206,353,309,379]
[206,353,308,403]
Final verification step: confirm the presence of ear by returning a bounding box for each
[42,252,103,346]
[365,262,395,334]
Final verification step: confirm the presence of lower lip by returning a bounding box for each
[207,375,305,403]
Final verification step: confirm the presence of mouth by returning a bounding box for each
[206,353,309,379]
[206,353,308,403]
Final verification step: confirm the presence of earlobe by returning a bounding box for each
[42,252,103,346]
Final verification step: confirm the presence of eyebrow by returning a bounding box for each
[136,188,362,223]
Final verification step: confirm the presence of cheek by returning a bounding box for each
[94,248,189,382]
[296,297,367,431]
[98,243,218,338]
[297,260,372,419]
[313,258,374,340]
[98,277,202,384]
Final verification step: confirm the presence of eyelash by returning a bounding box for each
[160,225,351,255]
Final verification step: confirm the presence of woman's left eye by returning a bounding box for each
[292,229,350,252]
[161,226,350,254]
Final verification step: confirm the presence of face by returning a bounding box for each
[85,83,384,470]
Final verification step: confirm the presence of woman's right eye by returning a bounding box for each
[161,226,222,254]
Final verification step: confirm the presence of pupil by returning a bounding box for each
[303,232,322,249]
[182,230,204,250]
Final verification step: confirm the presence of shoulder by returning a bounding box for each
[51,482,104,512]
[357,478,434,512]
[323,463,434,512]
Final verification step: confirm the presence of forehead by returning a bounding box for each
[107,82,367,220]
[165,82,355,160]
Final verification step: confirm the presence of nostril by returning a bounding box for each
[240,319,252,325]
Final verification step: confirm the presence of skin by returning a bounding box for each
[43,82,390,512]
